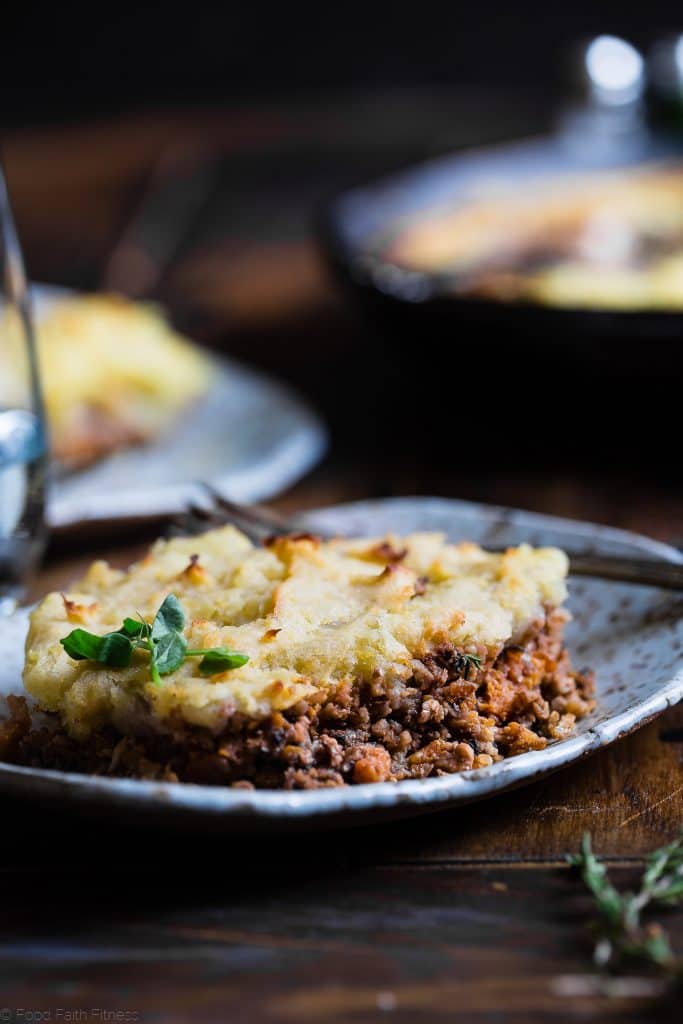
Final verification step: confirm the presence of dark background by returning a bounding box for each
[2,1,682,125]
[2,0,682,498]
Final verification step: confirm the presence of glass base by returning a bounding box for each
[0,591,20,616]
[0,593,19,614]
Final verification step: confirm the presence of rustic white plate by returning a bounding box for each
[50,356,327,528]
[27,286,327,528]
[0,497,681,830]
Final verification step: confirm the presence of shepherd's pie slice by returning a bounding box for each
[4,527,594,787]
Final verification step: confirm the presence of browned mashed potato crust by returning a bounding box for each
[0,609,594,788]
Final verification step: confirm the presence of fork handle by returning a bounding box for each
[567,553,683,590]
[197,488,683,591]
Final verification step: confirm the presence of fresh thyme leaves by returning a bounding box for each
[454,652,483,679]
[642,835,683,907]
[60,594,249,685]
[568,831,683,976]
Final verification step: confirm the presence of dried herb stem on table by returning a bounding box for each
[568,831,683,990]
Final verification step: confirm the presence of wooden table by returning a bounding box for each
[2,101,683,1022]
[2,473,681,1024]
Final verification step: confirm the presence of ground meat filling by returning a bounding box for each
[0,609,594,789]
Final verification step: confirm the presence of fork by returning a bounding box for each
[180,485,683,591]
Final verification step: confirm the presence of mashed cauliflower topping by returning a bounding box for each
[0,293,209,466]
[385,162,683,311]
[24,527,569,739]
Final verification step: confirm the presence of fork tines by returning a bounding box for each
[172,485,301,543]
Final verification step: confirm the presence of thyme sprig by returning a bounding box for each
[568,831,683,979]
[60,594,249,685]
[455,652,483,679]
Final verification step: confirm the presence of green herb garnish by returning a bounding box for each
[190,646,250,676]
[61,628,135,668]
[148,594,187,684]
[455,652,482,679]
[60,593,249,685]
[568,831,683,981]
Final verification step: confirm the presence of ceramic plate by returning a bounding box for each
[0,497,681,830]
[51,356,327,528]
[26,286,327,528]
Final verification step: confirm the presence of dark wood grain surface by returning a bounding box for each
[2,100,682,1023]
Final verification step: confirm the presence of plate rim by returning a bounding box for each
[1,496,681,822]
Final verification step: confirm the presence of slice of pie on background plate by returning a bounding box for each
[0,292,210,469]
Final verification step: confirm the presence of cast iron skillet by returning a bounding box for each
[319,133,683,348]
